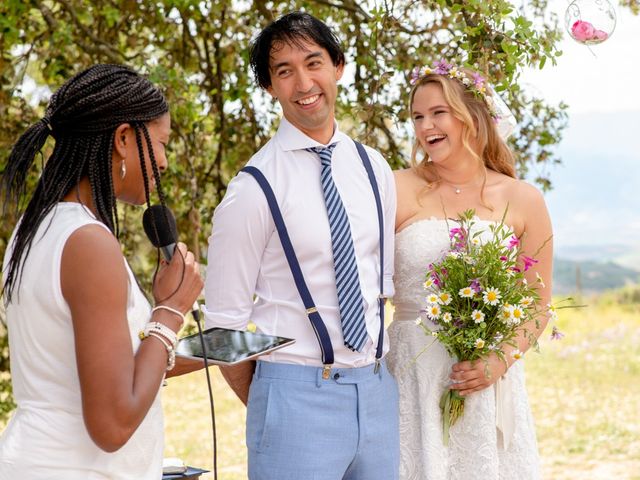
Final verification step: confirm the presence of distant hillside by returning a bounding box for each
[555,244,640,272]
[553,258,640,295]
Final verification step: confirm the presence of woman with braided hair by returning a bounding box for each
[0,64,203,479]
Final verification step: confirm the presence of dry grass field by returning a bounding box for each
[162,297,640,479]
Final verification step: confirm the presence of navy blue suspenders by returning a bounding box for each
[241,141,386,378]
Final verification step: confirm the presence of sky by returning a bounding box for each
[519,2,640,253]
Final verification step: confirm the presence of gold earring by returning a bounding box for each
[120,160,127,179]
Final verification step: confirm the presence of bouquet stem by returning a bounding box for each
[439,388,465,446]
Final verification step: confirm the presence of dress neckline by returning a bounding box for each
[395,216,498,237]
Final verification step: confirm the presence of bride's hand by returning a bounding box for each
[448,353,508,396]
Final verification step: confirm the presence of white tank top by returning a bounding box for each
[0,202,163,479]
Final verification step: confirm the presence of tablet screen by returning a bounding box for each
[176,327,295,365]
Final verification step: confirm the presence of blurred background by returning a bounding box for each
[1,1,639,479]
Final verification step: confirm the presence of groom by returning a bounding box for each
[203,11,398,479]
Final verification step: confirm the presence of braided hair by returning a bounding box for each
[1,64,169,302]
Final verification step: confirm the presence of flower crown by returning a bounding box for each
[410,60,500,121]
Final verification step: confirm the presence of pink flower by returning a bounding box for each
[571,20,596,42]
[449,227,465,240]
[507,236,519,250]
[593,29,609,42]
[499,255,508,262]
[521,255,538,271]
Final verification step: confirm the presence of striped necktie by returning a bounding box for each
[306,143,368,352]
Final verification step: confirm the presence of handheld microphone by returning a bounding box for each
[142,204,200,321]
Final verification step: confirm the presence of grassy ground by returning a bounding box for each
[163,297,640,479]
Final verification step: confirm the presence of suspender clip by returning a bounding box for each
[322,364,332,380]
[374,359,381,374]
[306,307,318,315]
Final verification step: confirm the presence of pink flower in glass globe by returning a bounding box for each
[571,20,596,42]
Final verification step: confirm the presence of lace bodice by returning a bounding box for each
[387,218,541,480]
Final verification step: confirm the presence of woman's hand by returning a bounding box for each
[153,242,203,315]
[448,352,508,396]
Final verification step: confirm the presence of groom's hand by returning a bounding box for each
[448,353,508,396]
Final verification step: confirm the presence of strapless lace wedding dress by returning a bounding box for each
[386,218,541,480]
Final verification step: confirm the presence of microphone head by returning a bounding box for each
[142,204,178,248]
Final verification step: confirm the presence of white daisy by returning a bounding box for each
[442,312,452,323]
[482,287,502,306]
[511,349,523,361]
[519,296,534,308]
[439,292,453,305]
[459,286,474,298]
[511,306,524,325]
[423,278,434,289]
[426,304,441,319]
[426,293,440,305]
[475,338,485,349]
[471,309,485,324]
[501,304,513,323]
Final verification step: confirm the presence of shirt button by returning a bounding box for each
[333,372,341,380]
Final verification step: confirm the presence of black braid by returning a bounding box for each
[133,125,152,210]
[1,64,169,303]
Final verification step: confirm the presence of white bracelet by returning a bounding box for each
[147,331,176,371]
[143,322,178,349]
[151,305,186,325]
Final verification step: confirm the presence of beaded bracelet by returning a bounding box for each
[147,331,176,371]
[151,305,185,325]
[143,322,178,349]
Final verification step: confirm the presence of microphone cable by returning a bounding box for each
[191,308,218,480]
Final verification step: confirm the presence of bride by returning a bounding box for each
[386,62,553,480]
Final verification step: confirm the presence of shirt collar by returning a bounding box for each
[275,117,344,152]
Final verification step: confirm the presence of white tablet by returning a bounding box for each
[175,327,295,366]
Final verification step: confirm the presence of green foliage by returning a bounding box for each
[0,0,638,422]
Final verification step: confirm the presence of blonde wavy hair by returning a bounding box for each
[409,71,516,205]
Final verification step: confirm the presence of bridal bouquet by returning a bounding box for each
[416,210,555,445]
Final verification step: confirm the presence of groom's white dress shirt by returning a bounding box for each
[204,118,396,368]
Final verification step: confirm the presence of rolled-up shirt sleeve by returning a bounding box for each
[203,172,272,330]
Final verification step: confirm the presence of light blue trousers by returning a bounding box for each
[246,360,400,480]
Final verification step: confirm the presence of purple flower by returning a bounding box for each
[433,59,452,75]
[470,278,482,293]
[453,318,465,328]
[472,72,485,88]
[521,255,538,271]
[507,236,519,250]
[499,255,508,262]
[550,326,565,340]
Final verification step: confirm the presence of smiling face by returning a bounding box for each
[266,38,344,144]
[411,82,468,165]
[112,112,171,205]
